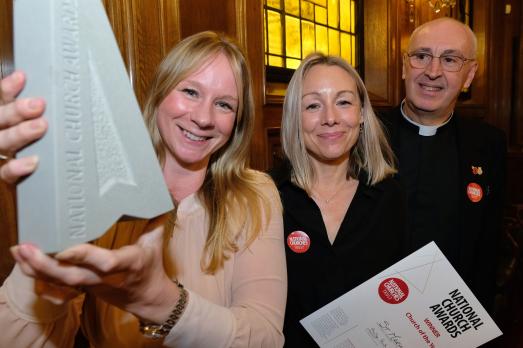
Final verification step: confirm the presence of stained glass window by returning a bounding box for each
[264,0,359,76]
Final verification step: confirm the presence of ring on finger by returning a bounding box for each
[0,153,10,161]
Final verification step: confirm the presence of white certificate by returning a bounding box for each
[300,242,502,348]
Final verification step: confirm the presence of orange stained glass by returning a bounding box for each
[315,25,328,54]
[351,0,356,32]
[328,0,338,28]
[315,6,327,24]
[264,0,359,70]
[351,35,356,65]
[268,10,282,55]
[301,0,314,20]
[285,15,301,59]
[286,58,301,69]
[269,55,284,67]
[341,32,351,64]
[308,0,327,6]
[328,29,340,56]
[264,11,267,52]
[267,0,281,9]
[340,0,350,31]
[285,0,299,16]
[301,20,315,57]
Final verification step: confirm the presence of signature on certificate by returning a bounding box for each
[366,327,388,347]
[374,320,404,348]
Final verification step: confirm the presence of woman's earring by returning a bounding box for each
[359,123,364,134]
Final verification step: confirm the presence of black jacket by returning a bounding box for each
[379,107,507,313]
[271,164,408,347]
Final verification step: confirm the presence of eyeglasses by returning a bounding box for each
[406,51,475,72]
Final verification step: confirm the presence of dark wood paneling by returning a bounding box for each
[364,0,401,106]
[179,0,236,37]
[102,0,181,108]
[240,0,268,170]
[512,0,523,148]
[0,0,16,284]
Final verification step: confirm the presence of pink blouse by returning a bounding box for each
[0,175,287,347]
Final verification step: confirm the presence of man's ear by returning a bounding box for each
[463,61,478,89]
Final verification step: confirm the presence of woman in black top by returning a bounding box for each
[271,53,407,347]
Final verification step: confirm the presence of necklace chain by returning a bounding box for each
[311,180,350,205]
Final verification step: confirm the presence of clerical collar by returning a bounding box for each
[400,99,453,136]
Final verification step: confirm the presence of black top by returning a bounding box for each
[271,165,408,347]
[397,115,461,267]
[380,107,507,313]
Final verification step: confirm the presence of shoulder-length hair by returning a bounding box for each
[143,31,273,274]
[281,53,396,192]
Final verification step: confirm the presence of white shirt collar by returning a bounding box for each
[400,99,453,137]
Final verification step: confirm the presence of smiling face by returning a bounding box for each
[402,19,478,125]
[301,64,362,165]
[156,52,238,170]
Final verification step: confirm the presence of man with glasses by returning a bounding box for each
[380,17,506,315]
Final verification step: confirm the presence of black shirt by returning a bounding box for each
[397,116,461,267]
[271,167,408,347]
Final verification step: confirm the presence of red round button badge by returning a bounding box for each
[287,231,311,253]
[378,277,409,304]
[466,182,483,203]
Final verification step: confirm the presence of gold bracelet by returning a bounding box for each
[139,279,188,340]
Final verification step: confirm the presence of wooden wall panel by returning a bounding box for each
[364,0,401,106]
[0,0,16,284]
[512,0,523,148]
[179,0,236,37]
[238,0,267,170]
[102,0,181,108]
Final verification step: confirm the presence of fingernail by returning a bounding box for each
[30,118,46,130]
[9,246,20,258]
[28,98,44,110]
[19,244,35,258]
[24,156,39,171]
[10,71,23,84]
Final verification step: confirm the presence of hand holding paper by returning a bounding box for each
[301,242,502,348]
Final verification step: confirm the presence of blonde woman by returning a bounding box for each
[0,32,286,347]
[270,53,407,347]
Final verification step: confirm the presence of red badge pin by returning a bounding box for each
[287,231,310,253]
[467,182,483,203]
[378,277,409,304]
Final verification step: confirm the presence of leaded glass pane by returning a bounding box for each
[328,0,338,28]
[285,15,301,59]
[341,32,350,64]
[351,0,356,32]
[285,0,299,16]
[315,6,327,24]
[264,0,359,72]
[316,25,328,54]
[286,58,301,69]
[328,28,340,56]
[301,0,314,20]
[269,55,284,67]
[340,0,350,31]
[351,35,356,65]
[268,10,283,55]
[301,20,315,57]
[267,0,281,8]
[308,0,326,6]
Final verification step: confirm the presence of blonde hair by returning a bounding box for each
[143,31,272,274]
[281,53,396,192]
